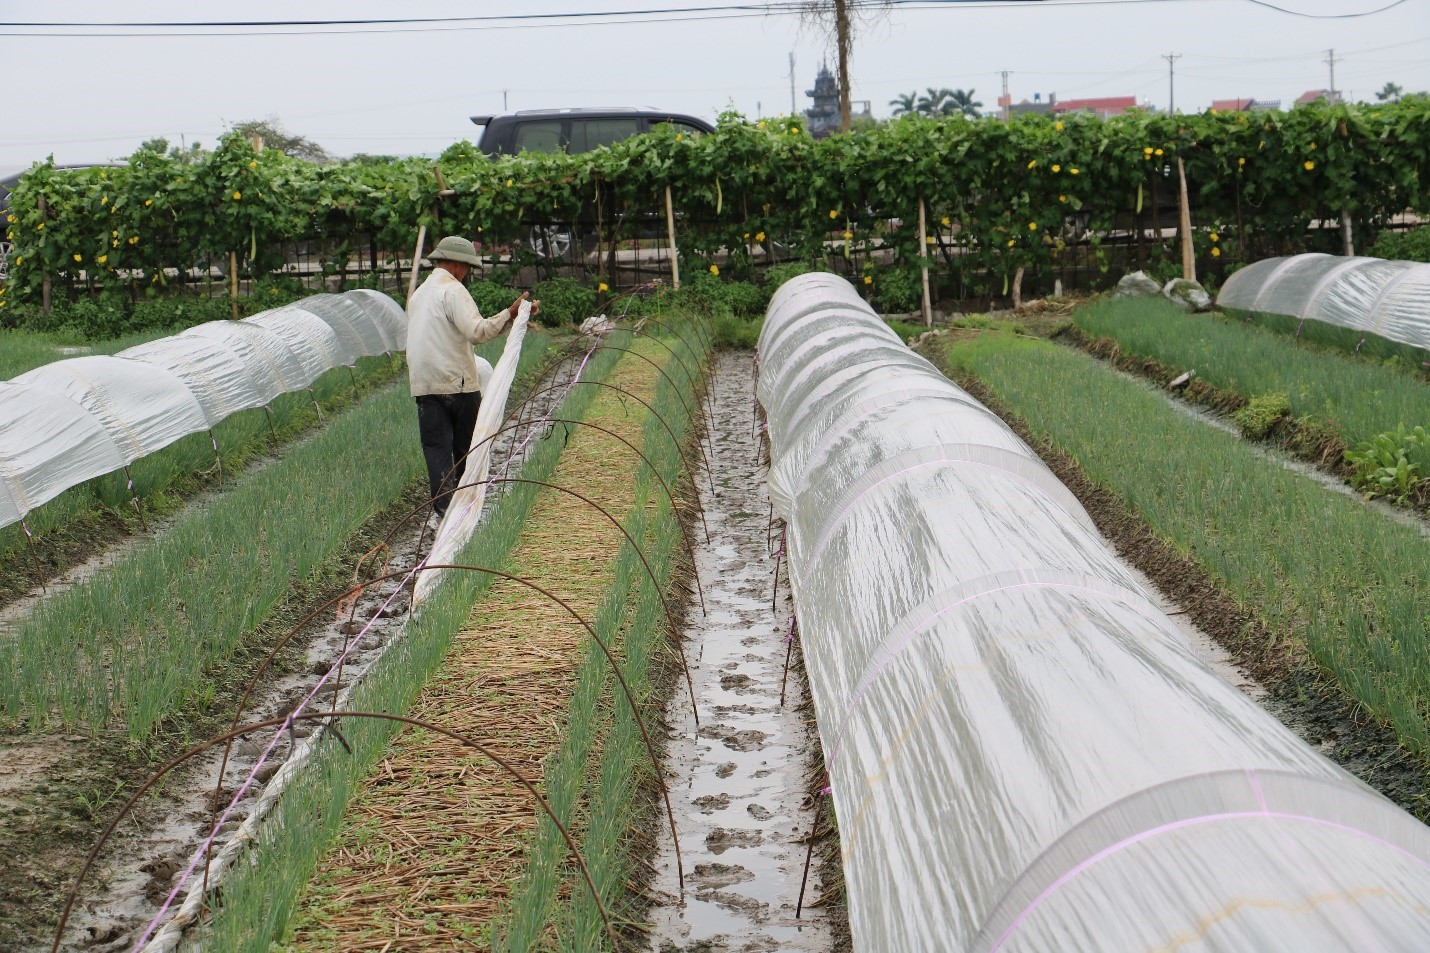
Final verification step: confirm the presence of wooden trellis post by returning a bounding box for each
[664,185,680,290]
[229,251,239,319]
[407,224,427,301]
[1177,157,1195,281]
[38,194,51,316]
[917,198,932,326]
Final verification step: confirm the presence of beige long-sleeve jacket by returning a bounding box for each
[406,269,509,397]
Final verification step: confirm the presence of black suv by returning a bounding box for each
[470,107,713,157]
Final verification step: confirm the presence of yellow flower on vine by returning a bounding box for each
[1210,232,1219,242]
[863,275,873,285]
[1051,164,1061,173]
[1304,160,1315,171]
[144,199,153,207]
[1027,160,1037,169]
[757,120,766,129]
[97,255,108,264]
[843,229,854,240]
[1211,247,1222,257]
[505,178,513,187]
[940,216,951,227]
[709,264,719,276]
[597,282,609,293]
[1059,194,1067,203]
[1309,142,1316,151]
[1238,157,1246,166]
[36,221,44,230]
[1028,222,1038,231]
[1143,147,1154,156]
[829,209,839,219]
[755,231,766,242]
[249,160,258,169]
[73,253,82,262]
[232,191,242,200]
[129,235,140,244]
[1055,121,1064,131]
[926,236,935,244]
[101,195,108,205]
[1007,239,1016,247]
[1069,168,1080,175]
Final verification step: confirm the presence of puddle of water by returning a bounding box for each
[645,352,834,953]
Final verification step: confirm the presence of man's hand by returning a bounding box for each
[506,292,529,324]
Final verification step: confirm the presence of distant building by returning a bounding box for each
[1296,89,1343,106]
[1050,96,1140,119]
[1210,98,1282,112]
[998,92,1053,117]
[805,62,870,138]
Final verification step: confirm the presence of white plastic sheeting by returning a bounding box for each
[0,290,406,530]
[1217,252,1430,351]
[413,300,531,606]
[759,273,1430,951]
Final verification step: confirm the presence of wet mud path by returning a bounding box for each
[645,351,839,952]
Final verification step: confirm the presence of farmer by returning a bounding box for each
[406,234,539,517]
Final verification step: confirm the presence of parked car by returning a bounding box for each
[469,107,713,158]
[469,108,715,259]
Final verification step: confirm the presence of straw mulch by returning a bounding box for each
[285,351,663,951]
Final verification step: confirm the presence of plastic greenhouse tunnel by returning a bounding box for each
[758,273,1430,951]
[0,290,406,532]
[1217,252,1430,355]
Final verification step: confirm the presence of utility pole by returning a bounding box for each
[789,51,797,116]
[1324,48,1340,101]
[1163,53,1181,114]
[1000,69,1011,122]
[502,89,509,111]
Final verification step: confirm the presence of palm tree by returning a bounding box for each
[916,87,952,117]
[889,90,920,116]
[941,88,983,119]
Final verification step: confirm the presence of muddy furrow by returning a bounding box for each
[645,351,839,952]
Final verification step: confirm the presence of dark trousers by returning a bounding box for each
[416,392,481,515]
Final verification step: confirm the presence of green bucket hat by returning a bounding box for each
[427,235,482,266]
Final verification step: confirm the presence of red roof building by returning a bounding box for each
[1296,89,1342,105]
[1211,98,1253,112]
[1050,96,1139,118]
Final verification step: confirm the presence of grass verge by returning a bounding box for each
[939,331,1430,762]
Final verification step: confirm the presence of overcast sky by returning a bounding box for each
[2,0,1426,170]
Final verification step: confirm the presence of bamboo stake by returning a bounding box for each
[917,198,933,326]
[664,185,680,290]
[1341,209,1355,257]
[229,251,239,319]
[407,224,427,301]
[39,195,51,316]
[1177,157,1194,282]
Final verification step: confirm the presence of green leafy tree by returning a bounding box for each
[229,117,332,164]
[1376,82,1403,103]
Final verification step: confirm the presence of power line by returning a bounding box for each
[0,0,1415,38]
